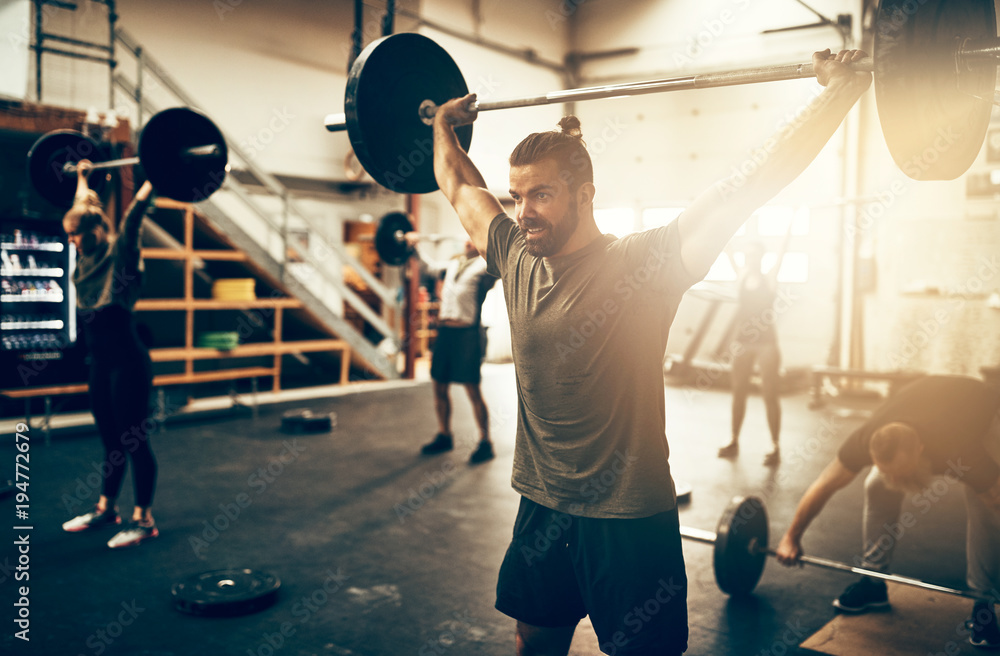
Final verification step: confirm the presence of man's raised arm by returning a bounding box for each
[433,94,505,255]
[678,49,872,277]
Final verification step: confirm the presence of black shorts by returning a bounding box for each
[496,497,688,656]
[430,325,482,384]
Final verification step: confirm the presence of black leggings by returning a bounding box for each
[84,307,157,508]
[731,341,781,444]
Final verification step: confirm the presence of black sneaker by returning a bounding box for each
[833,576,890,613]
[967,602,1000,649]
[469,440,495,464]
[421,433,453,455]
[62,508,121,533]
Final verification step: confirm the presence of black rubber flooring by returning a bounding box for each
[0,364,972,655]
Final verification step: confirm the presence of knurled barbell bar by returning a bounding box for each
[683,496,982,599]
[27,106,229,207]
[59,144,223,175]
[322,0,999,194]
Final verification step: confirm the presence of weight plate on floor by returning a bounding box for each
[281,409,335,434]
[172,568,280,617]
[27,130,109,207]
[713,496,768,596]
[874,0,997,180]
[139,107,228,202]
[345,32,473,194]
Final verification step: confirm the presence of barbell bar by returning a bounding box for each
[322,58,879,133]
[323,34,1000,130]
[60,144,223,175]
[27,106,229,207]
[326,35,1000,131]
[322,0,999,194]
[682,496,981,599]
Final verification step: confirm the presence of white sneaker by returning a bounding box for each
[62,509,121,532]
[107,522,159,549]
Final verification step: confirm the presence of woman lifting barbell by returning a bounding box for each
[60,160,160,549]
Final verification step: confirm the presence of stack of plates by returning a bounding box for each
[212,278,256,301]
[196,331,240,351]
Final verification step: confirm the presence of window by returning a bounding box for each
[641,207,684,230]
[775,252,809,283]
[755,206,809,236]
[595,208,636,237]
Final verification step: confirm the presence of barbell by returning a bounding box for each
[323,0,999,194]
[370,211,465,265]
[27,106,229,207]
[683,495,981,600]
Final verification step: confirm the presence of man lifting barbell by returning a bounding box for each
[432,48,870,656]
[776,375,1000,649]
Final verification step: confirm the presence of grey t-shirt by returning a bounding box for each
[487,213,701,518]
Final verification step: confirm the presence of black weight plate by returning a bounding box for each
[27,130,108,207]
[172,568,280,617]
[139,107,228,202]
[345,33,473,194]
[281,409,335,434]
[713,496,768,596]
[375,211,415,265]
[874,0,997,180]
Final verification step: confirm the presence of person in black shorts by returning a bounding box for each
[776,375,1000,649]
[432,48,871,655]
[59,160,159,549]
[407,234,497,464]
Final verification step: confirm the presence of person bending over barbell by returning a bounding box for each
[433,48,869,656]
[776,375,1000,649]
[60,160,160,550]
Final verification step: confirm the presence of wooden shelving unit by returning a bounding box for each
[138,198,350,392]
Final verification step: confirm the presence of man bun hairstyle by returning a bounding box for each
[558,115,583,139]
[509,115,593,191]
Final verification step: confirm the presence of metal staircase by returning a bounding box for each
[106,28,402,380]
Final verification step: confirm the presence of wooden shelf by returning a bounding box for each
[1,383,88,399]
[135,298,303,311]
[153,367,277,386]
[142,248,248,262]
[130,202,350,391]
[151,339,348,361]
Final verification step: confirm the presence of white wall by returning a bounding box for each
[0,0,31,100]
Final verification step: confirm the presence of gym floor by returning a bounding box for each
[0,363,974,656]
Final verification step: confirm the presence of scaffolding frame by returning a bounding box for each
[32,0,118,108]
